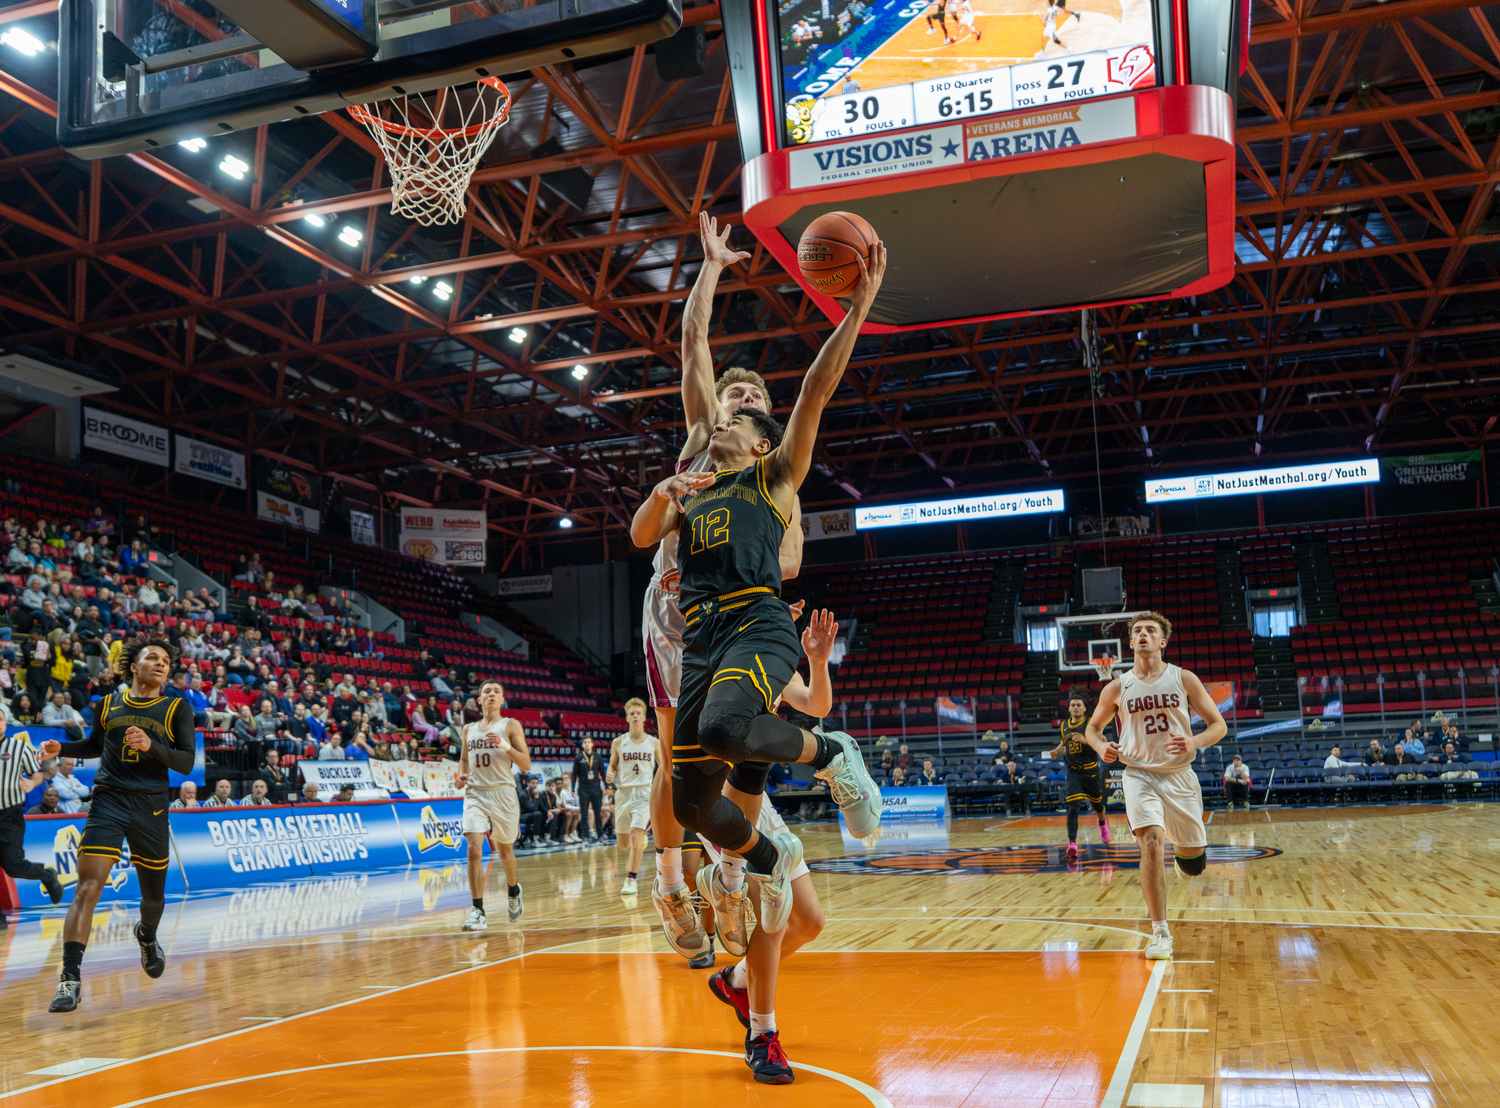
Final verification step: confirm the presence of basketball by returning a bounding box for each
[797,211,878,297]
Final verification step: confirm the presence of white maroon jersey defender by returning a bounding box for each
[648,451,712,590]
[464,719,517,790]
[1114,664,1195,772]
[614,732,656,787]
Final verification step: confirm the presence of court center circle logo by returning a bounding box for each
[809,843,1282,876]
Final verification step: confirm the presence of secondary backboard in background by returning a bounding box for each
[58,0,682,158]
[1057,611,1146,676]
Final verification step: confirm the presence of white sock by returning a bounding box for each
[657,848,683,889]
[730,960,749,990]
[720,854,747,892]
[750,1010,776,1037]
[1152,920,1170,938]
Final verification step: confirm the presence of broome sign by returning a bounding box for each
[83,407,168,465]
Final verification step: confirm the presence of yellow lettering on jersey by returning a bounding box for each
[689,507,732,554]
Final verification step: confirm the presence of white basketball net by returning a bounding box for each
[1091,656,1118,682]
[349,78,513,226]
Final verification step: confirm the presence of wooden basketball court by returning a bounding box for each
[6,803,1497,1107]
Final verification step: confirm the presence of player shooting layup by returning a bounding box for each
[1085,611,1226,960]
[607,698,658,897]
[632,238,887,1082]
[456,679,529,931]
[642,211,804,961]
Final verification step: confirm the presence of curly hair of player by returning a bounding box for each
[1128,610,1174,641]
[114,635,182,677]
[715,366,772,412]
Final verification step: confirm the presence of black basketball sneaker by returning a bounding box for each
[49,979,81,1012]
[134,922,166,979]
[745,1028,795,1084]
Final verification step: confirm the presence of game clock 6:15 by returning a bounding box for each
[937,89,993,117]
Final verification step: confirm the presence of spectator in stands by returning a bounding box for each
[1438,743,1477,780]
[264,679,293,719]
[22,629,52,702]
[1324,745,1357,783]
[878,750,895,774]
[1444,722,1467,750]
[42,690,85,739]
[518,777,548,846]
[259,752,293,800]
[318,734,345,760]
[6,540,33,572]
[916,758,938,786]
[362,689,388,729]
[308,703,331,749]
[53,757,91,813]
[300,782,321,804]
[203,678,233,730]
[231,703,259,750]
[240,779,275,806]
[1362,738,1385,765]
[204,779,235,807]
[391,738,410,761]
[1223,755,1252,809]
[409,695,443,746]
[48,636,74,697]
[135,579,162,616]
[897,744,912,769]
[19,574,48,612]
[22,757,58,810]
[27,785,62,816]
[253,698,280,753]
[1385,742,1419,780]
[197,587,231,623]
[346,728,373,760]
[171,672,210,728]
[170,781,199,808]
[225,645,255,684]
[891,766,906,786]
[1400,727,1425,757]
[238,552,264,584]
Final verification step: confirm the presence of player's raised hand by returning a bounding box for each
[787,599,806,622]
[700,211,751,268]
[654,470,715,512]
[1164,731,1197,756]
[125,726,152,753]
[1100,740,1122,762]
[849,240,888,313]
[38,739,61,759]
[801,608,839,665]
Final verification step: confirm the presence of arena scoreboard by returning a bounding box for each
[723,0,1249,331]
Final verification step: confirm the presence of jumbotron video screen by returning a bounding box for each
[777,0,1159,147]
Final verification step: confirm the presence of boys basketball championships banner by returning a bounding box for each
[399,509,488,568]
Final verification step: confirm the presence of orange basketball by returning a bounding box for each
[797,211,878,297]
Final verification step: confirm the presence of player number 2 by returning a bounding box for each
[1047,60,1086,89]
[1141,712,1169,735]
[122,738,140,762]
[843,96,880,123]
[689,507,731,554]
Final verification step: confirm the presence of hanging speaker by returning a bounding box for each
[530,137,596,210]
[654,24,705,80]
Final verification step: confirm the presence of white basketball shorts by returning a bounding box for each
[462,786,519,842]
[642,580,686,709]
[1122,765,1207,850]
[701,802,810,880]
[614,783,651,835]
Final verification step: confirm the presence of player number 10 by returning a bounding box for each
[938,90,993,117]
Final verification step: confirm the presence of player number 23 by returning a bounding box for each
[1141,712,1170,735]
[689,507,731,554]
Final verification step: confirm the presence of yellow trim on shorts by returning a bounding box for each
[132,858,171,870]
[754,655,776,712]
[682,587,775,619]
[79,847,121,857]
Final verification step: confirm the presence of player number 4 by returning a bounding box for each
[938,90,993,117]
[1047,60,1086,89]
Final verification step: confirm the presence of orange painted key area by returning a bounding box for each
[8,951,1148,1108]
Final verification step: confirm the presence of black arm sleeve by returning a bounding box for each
[143,700,198,775]
[60,711,107,760]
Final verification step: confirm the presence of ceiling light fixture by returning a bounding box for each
[303,213,326,228]
[0,28,44,57]
[338,226,363,247]
[179,137,207,153]
[507,327,527,343]
[434,281,453,301]
[571,364,589,380]
[559,517,573,529]
[219,154,249,180]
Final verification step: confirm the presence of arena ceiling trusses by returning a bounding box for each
[0,0,1498,562]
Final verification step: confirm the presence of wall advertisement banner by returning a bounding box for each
[494,574,552,598]
[349,509,377,546]
[1384,451,1481,486]
[390,797,488,860]
[257,461,321,507]
[257,491,320,533]
[398,509,487,568]
[82,406,169,465]
[836,785,950,836]
[174,435,246,488]
[801,508,855,542]
[1145,458,1380,503]
[14,801,424,906]
[297,759,388,800]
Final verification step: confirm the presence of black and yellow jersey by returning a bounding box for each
[677,457,789,611]
[61,688,196,793]
[1059,718,1097,770]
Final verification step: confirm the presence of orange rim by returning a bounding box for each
[348,77,512,141]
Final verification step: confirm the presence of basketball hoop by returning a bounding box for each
[348,78,513,226]
[1091,656,1117,683]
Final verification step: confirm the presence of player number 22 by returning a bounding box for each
[1141,712,1170,735]
[689,507,731,554]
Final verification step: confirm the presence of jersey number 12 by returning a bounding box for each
[689,507,731,554]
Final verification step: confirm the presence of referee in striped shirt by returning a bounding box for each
[0,731,66,909]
